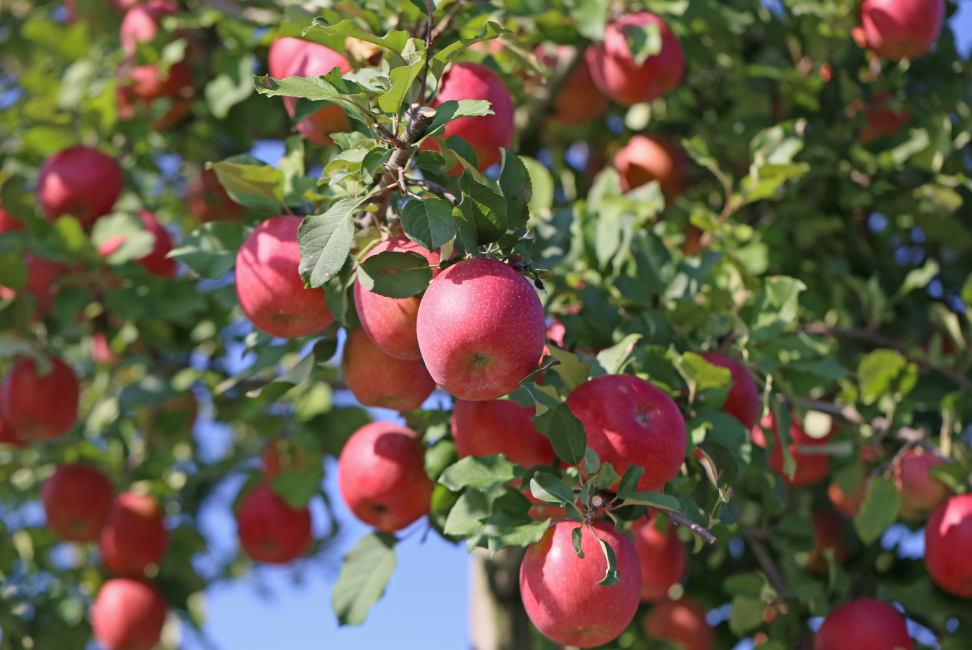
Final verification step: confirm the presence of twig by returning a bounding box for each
[667,510,717,545]
[515,46,583,157]
[796,397,866,426]
[430,0,468,42]
[729,496,791,601]
[406,178,459,205]
[417,0,435,107]
[367,106,438,227]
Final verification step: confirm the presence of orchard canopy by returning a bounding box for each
[2,0,972,649]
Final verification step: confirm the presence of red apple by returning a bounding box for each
[892,449,950,520]
[100,491,169,575]
[24,255,65,311]
[120,0,179,56]
[860,0,945,60]
[643,598,714,650]
[806,511,848,575]
[353,235,441,360]
[0,207,23,235]
[127,60,193,102]
[564,374,687,492]
[613,134,689,203]
[586,12,685,106]
[1,357,79,440]
[37,146,124,227]
[828,477,868,518]
[814,597,913,650]
[422,62,515,173]
[757,413,830,489]
[282,43,353,146]
[236,483,312,564]
[135,210,177,278]
[91,578,167,650]
[631,517,687,601]
[186,169,243,222]
[682,225,705,257]
[451,398,555,468]
[520,520,642,648]
[534,45,608,126]
[41,463,114,542]
[859,103,910,144]
[235,216,334,339]
[112,0,140,14]
[0,412,26,448]
[261,437,309,480]
[268,36,308,79]
[925,493,972,597]
[338,421,434,533]
[699,352,761,431]
[416,258,546,401]
[341,327,437,412]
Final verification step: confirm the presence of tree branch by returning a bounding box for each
[430,0,469,42]
[729,496,791,602]
[367,106,438,228]
[406,178,459,205]
[667,510,717,545]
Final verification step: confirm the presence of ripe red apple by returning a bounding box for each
[236,484,312,564]
[757,413,830,489]
[699,352,761,431]
[632,517,687,601]
[586,12,685,106]
[0,412,26,448]
[127,60,193,102]
[136,210,177,278]
[534,45,608,126]
[341,327,437,412]
[353,236,441,360]
[24,255,66,310]
[100,491,169,575]
[451,398,555,468]
[282,43,353,146]
[416,258,546,401]
[925,493,972,597]
[37,146,124,227]
[860,0,944,60]
[338,421,434,533]
[520,519,642,648]
[565,374,686,492]
[613,134,689,203]
[41,463,114,542]
[814,597,913,650]
[806,511,848,575]
[422,62,515,173]
[119,0,179,56]
[0,207,22,235]
[1,357,79,440]
[859,103,910,144]
[892,449,950,520]
[268,36,308,79]
[828,477,868,518]
[91,578,167,650]
[235,216,334,339]
[643,598,714,650]
[186,169,243,222]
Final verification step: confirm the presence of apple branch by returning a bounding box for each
[729,496,791,602]
[666,510,717,545]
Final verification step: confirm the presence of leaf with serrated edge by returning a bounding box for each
[401,197,457,251]
[572,526,585,558]
[548,402,587,466]
[622,492,680,511]
[357,251,432,299]
[615,465,645,501]
[529,473,575,504]
[423,100,493,140]
[304,19,410,58]
[439,454,518,491]
[499,149,533,230]
[298,198,362,287]
[332,533,397,626]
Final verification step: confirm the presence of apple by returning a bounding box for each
[91,578,167,650]
[236,484,312,564]
[828,477,868,518]
[41,463,115,542]
[892,449,950,520]
[858,102,910,144]
[814,597,913,650]
[416,258,546,401]
[924,493,972,597]
[37,146,124,227]
[100,491,169,575]
[613,134,689,203]
[235,216,334,339]
[699,352,761,431]
[353,235,441,360]
[0,412,25,448]
[186,169,244,222]
[1,357,79,440]
[24,255,66,311]
[119,0,179,56]
[586,12,685,106]
[341,327,437,412]
[127,60,193,102]
[451,398,556,468]
[632,517,687,601]
[0,207,22,235]
[136,210,177,278]
[282,43,353,146]
[564,374,687,492]
[534,45,608,126]
[860,0,945,60]
[643,598,714,650]
[756,413,830,489]
[520,519,642,648]
[682,225,705,257]
[338,421,434,533]
[261,437,309,480]
[806,511,848,575]
[268,36,309,79]
[422,62,515,173]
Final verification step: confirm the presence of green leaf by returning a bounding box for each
[91,213,156,264]
[620,21,661,65]
[698,440,739,486]
[454,170,508,249]
[592,527,620,586]
[513,383,562,418]
[401,197,457,251]
[377,57,425,115]
[499,149,533,231]
[445,135,480,171]
[591,334,642,376]
[485,518,552,552]
[961,273,972,308]
[677,352,732,390]
[443,489,492,536]
[529,473,575,504]
[789,355,851,380]
[0,254,27,290]
[304,19,410,58]
[208,157,286,210]
[583,447,601,475]
[521,157,554,215]
[253,67,366,103]
[574,0,610,40]
[205,53,255,119]
[545,346,592,392]
[430,22,511,75]
[270,444,325,509]
[571,526,585,558]
[548,402,587,466]
[439,454,518,491]
[298,198,363,287]
[169,222,249,280]
[615,465,645,501]
[332,533,397,626]
[423,100,493,140]
[356,251,432,299]
[854,477,901,545]
[750,276,806,341]
[896,259,940,298]
[622,492,681,511]
[729,595,765,636]
[857,349,907,404]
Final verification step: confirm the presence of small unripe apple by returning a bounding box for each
[534,45,608,126]
[338,422,434,533]
[806,511,848,575]
[613,134,689,204]
[282,43,353,146]
[586,12,685,106]
[1,357,79,440]
[100,491,169,575]
[353,235,441,360]
[757,412,830,488]
[268,36,309,79]
[416,258,546,401]
[186,169,244,222]
[632,517,687,601]
[91,578,167,650]
[341,327,437,412]
[42,463,114,542]
[451,398,555,468]
[925,493,972,597]
[860,0,944,60]
[236,484,312,564]
[37,146,124,227]
[119,0,179,56]
[643,598,714,650]
[699,352,761,431]
[520,520,642,648]
[892,449,950,520]
[565,374,686,492]
[814,597,913,650]
[235,216,334,339]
